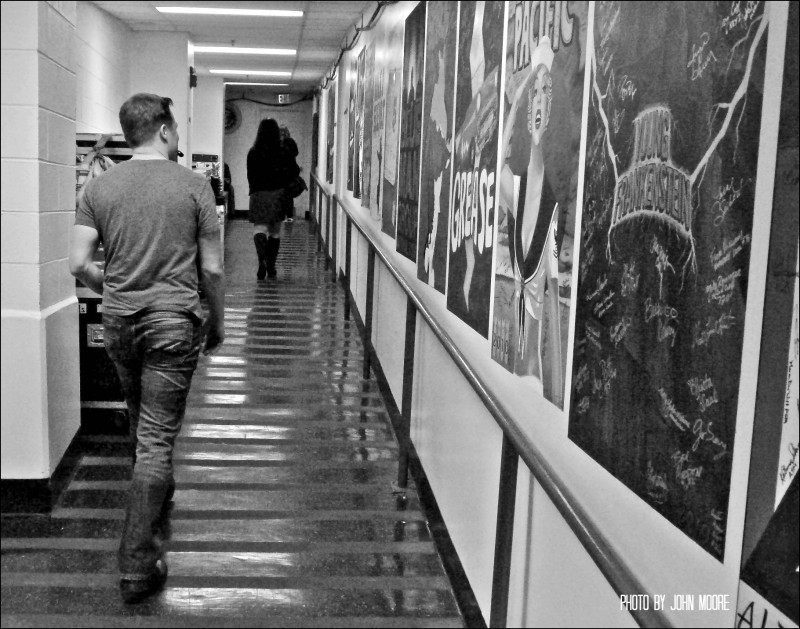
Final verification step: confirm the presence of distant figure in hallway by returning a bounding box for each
[69,92,226,604]
[223,162,235,217]
[281,126,299,223]
[248,118,300,279]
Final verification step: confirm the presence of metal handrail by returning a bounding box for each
[308,170,670,628]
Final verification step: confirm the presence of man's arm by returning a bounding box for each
[198,230,225,354]
[69,225,103,295]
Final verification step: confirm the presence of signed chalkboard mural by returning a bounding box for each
[382,23,405,239]
[362,44,376,210]
[396,2,427,261]
[417,0,458,293]
[326,81,336,184]
[354,48,366,199]
[568,0,769,559]
[370,38,388,221]
[491,1,588,408]
[447,0,506,337]
[347,56,357,192]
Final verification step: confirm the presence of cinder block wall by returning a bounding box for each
[1,0,80,479]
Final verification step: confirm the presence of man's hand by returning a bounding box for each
[197,228,225,356]
[69,225,104,295]
[203,321,225,355]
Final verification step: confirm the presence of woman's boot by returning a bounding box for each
[265,237,280,278]
[253,233,268,280]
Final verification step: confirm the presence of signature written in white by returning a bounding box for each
[688,375,719,413]
[593,290,616,318]
[721,1,761,35]
[692,418,729,460]
[575,363,590,392]
[710,230,751,271]
[619,75,637,101]
[657,319,677,347]
[610,316,633,346]
[587,274,609,301]
[585,322,603,350]
[712,178,744,227]
[705,269,742,306]
[591,359,618,399]
[672,449,704,489]
[707,509,725,555]
[779,442,799,483]
[658,387,690,431]
[580,245,596,283]
[687,32,718,81]
[646,460,669,504]
[693,312,736,348]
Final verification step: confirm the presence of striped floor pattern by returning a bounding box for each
[1,219,464,628]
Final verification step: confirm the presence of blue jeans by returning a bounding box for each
[103,310,201,578]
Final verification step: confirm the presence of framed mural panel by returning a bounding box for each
[382,22,406,238]
[417,0,459,293]
[568,0,771,560]
[491,0,588,409]
[396,2,427,261]
[326,80,336,184]
[446,0,506,337]
[362,44,376,209]
[311,100,319,215]
[347,56,357,192]
[354,48,366,199]
[370,36,388,221]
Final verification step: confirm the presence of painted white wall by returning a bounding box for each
[412,319,505,617]
[372,261,407,402]
[192,75,224,164]
[75,1,130,133]
[129,31,192,168]
[1,0,80,478]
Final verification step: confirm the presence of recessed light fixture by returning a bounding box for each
[210,69,292,77]
[225,82,290,87]
[193,46,296,56]
[156,7,303,17]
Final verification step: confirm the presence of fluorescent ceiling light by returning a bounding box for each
[210,69,292,76]
[225,82,289,87]
[157,7,303,17]
[193,46,296,56]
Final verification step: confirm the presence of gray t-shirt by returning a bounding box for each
[75,159,219,319]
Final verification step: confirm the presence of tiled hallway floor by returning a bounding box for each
[1,219,465,628]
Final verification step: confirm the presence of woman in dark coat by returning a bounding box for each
[247,118,300,279]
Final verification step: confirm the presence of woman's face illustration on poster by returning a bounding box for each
[530,64,552,147]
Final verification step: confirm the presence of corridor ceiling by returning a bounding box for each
[90,1,375,92]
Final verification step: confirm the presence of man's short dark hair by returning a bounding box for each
[119,93,175,148]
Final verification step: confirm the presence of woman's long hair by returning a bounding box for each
[251,118,281,155]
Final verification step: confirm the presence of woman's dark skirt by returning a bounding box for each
[249,189,286,225]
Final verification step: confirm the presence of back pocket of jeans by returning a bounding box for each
[148,318,195,355]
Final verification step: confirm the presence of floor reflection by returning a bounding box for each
[1,220,464,627]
